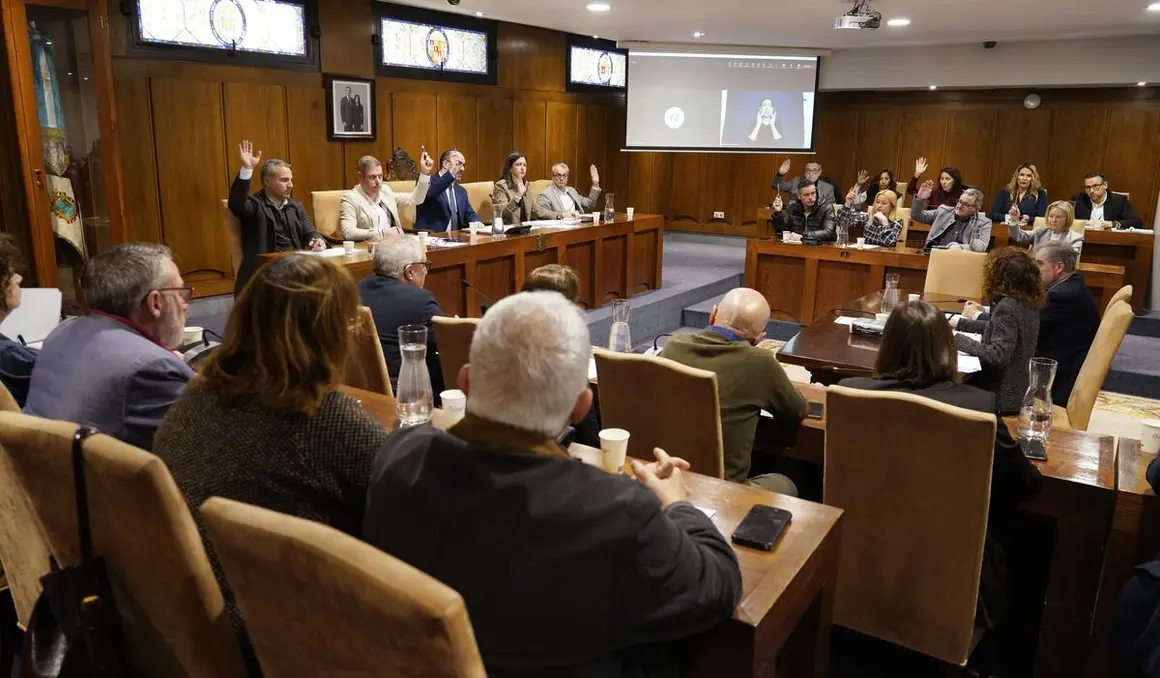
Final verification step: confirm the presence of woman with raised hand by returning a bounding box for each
[837,185,904,247]
[906,156,965,208]
[1008,200,1084,254]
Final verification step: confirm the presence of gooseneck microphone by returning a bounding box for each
[460,279,494,315]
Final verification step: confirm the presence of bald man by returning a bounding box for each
[661,288,807,494]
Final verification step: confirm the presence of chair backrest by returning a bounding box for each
[592,348,724,478]
[528,179,552,207]
[924,248,987,300]
[1033,216,1087,235]
[431,316,478,392]
[220,199,242,277]
[0,396,52,627]
[386,180,419,231]
[201,497,486,678]
[1112,191,1130,200]
[461,181,495,224]
[0,413,246,677]
[897,212,910,243]
[311,190,346,240]
[1066,300,1134,431]
[824,386,996,665]
[343,306,394,399]
[1106,285,1133,313]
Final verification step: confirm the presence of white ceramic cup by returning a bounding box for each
[343,240,355,255]
[1142,419,1160,454]
[909,293,920,303]
[182,326,204,346]
[598,428,630,474]
[626,207,635,220]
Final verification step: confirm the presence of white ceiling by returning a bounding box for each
[384,0,1160,50]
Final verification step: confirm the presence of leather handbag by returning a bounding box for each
[21,426,129,678]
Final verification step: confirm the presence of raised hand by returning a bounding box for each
[516,180,528,196]
[845,188,858,207]
[1008,204,1021,220]
[778,158,791,175]
[239,140,262,170]
[916,179,935,201]
[1020,214,1030,226]
[420,150,434,174]
[856,169,870,185]
[914,156,928,178]
[590,164,600,186]
[772,195,784,212]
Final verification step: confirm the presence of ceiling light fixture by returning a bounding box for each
[474,11,484,16]
[929,85,937,90]
[1148,2,1160,11]
[586,2,611,11]
[886,18,911,26]
[1139,81,1149,87]
[693,31,705,38]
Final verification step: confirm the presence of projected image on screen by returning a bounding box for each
[570,46,627,87]
[626,51,819,152]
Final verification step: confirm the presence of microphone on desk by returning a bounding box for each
[460,279,493,315]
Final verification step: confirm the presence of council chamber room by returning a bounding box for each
[1,0,1160,676]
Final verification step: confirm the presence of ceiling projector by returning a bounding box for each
[834,0,881,30]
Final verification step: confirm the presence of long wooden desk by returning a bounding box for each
[341,384,844,678]
[262,214,663,316]
[783,381,1116,678]
[904,222,1151,312]
[744,238,1125,326]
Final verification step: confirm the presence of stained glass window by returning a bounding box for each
[570,46,627,87]
[379,18,488,75]
[136,0,308,57]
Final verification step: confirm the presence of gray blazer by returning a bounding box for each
[1008,224,1084,254]
[23,314,194,450]
[536,184,602,217]
[956,296,1041,414]
[912,201,993,253]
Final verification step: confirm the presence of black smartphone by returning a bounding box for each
[806,402,824,419]
[1020,437,1047,461]
[731,505,792,551]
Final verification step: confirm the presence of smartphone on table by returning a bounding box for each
[731,505,792,551]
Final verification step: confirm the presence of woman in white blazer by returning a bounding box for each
[1007,200,1084,255]
[340,154,433,240]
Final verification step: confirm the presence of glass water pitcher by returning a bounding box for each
[396,325,433,427]
[604,192,616,222]
[881,273,901,314]
[1017,357,1058,441]
[608,298,633,353]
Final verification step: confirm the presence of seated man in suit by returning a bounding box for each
[413,148,484,232]
[363,291,741,678]
[661,288,807,494]
[24,243,194,450]
[771,158,841,205]
[912,184,992,253]
[228,140,326,295]
[771,181,836,241]
[1072,171,1143,230]
[339,151,435,241]
[536,162,603,219]
[356,235,444,397]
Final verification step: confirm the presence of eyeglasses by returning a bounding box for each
[551,172,569,179]
[154,286,194,301]
[408,261,432,271]
[1083,183,1106,192]
[955,200,977,208]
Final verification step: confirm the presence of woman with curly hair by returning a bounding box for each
[0,234,37,406]
[952,247,1044,414]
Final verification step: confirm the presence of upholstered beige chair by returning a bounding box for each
[201,497,486,678]
[310,190,346,241]
[0,413,246,677]
[1053,300,1134,431]
[1106,285,1133,314]
[0,390,52,627]
[592,348,725,479]
[528,179,552,208]
[386,180,420,231]
[343,306,394,399]
[924,248,987,300]
[897,212,911,244]
[824,386,996,666]
[462,181,495,224]
[432,316,479,392]
[220,199,242,278]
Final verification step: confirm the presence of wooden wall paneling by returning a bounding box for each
[987,108,1054,200]
[513,100,547,179]
[701,154,739,225]
[575,104,607,184]
[941,108,998,195]
[476,97,514,183]
[391,91,438,176]
[286,85,346,221]
[544,101,576,180]
[604,107,630,209]
[564,242,596,307]
[436,95,479,182]
[113,74,161,244]
[629,153,665,214]
[343,82,395,186]
[812,107,858,194]
[149,78,229,277]
[1100,107,1160,227]
[1044,105,1110,206]
[854,108,902,181]
[896,109,948,190]
[739,153,779,227]
[317,0,375,77]
[223,82,289,179]
[668,154,703,224]
[497,23,565,93]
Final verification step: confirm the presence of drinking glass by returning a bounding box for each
[396,325,433,427]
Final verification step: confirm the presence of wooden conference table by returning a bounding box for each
[262,214,664,317]
[340,384,844,678]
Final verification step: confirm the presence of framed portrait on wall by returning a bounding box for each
[325,75,375,141]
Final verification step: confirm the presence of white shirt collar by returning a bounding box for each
[1092,193,1108,207]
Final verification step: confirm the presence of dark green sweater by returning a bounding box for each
[661,330,807,482]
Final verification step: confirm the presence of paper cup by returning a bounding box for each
[856,237,865,248]
[343,240,355,255]
[1142,419,1160,454]
[908,293,920,302]
[591,212,601,225]
[875,312,889,323]
[598,428,630,474]
[782,231,791,241]
[626,207,635,220]
[182,326,204,346]
[440,389,467,426]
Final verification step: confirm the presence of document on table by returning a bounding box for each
[522,219,581,229]
[0,288,61,346]
[832,316,858,326]
[302,247,349,258]
[957,355,982,373]
[429,237,469,248]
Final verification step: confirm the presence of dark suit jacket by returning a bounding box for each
[0,333,37,407]
[24,314,194,450]
[988,188,1048,225]
[772,200,836,241]
[1072,191,1143,230]
[363,417,741,678]
[1035,273,1100,405]
[413,172,478,232]
[356,274,445,397]
[227,173,323,295]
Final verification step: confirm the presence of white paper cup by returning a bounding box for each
[782,231,791,241]
[182,326,204,346]
[343,240,355,255]
[591,212,601,225]
[875,312,889,323]
[1142,419,1160,454]
[626,207,635,220]
[440,389,467,426]
[598,428,630,474]
[856,237,865,248]
[909,293,920,303]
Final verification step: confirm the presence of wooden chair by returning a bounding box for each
[924,248,987,300]
[1106,285,1133,314]
[1033,216,1088,235]
[386,180,419,230]
[462,181,495,224]
[824,385,996,666]
[220,199,242,278]
[1053,300,1134,431]
[310,189,346,241]
[0,413,246,677]
[343,306,394,399]
[201,497,486,678]
[592,348,725,478]
[528,179,552,208]
[432,316,478,392]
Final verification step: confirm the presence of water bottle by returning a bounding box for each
[608,298,632,353]
[396,325,433,427]
[1017,357,1058,441]
[603,192,616,223]
[492,215,504,236]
